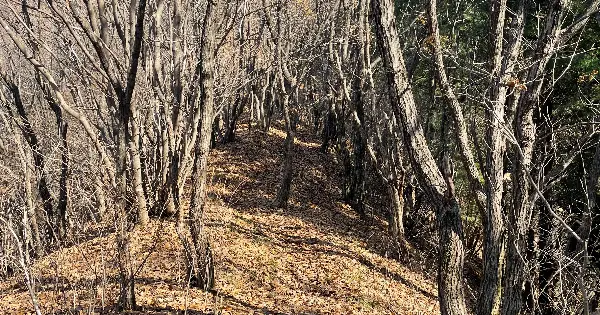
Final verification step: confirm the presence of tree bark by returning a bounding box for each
[2,112,43,257]
[179,0,217,291]
[274,94,294,208]
[388,178,405,244]
[47,89,70,238]
[4,80,56,241]
[502,2,564,312]
[370,0,467,313]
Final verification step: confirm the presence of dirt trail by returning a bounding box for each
[0,126,439,314]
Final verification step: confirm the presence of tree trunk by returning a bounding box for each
[501,3,564,311]
[130,112,149,225]
[274,94,294,208]
[57,118,69,237]
[223,96,242,143]
[388,180,405,244]
[6,82,58,242]
[348,0,368,216]
[321,98,337,153]
[116,208,136,311]
[178,0,217,291]
[370,0,467,313]
[48,92,70,238]
[95,177,107,221]
[116,120,136,310]
[6,113,43,257]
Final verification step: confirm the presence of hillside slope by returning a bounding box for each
[0,126,439,314]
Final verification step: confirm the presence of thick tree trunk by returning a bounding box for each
[370,0,467,313]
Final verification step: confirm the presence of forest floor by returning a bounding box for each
[0,125,441,314]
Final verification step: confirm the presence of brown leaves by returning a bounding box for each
[0,125,439,314]
[505,77,527,91]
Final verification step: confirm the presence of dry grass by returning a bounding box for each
[0,125,439,314]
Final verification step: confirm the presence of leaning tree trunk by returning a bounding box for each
[4,112,43,257]
[370,0,467,314]
[7,82,56,241]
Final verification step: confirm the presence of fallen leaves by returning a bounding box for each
[0,125,439,314]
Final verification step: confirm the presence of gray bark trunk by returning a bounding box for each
[178,0,217,291]
[370,0,467,313]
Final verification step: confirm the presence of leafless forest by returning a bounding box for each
[1,0,600,314]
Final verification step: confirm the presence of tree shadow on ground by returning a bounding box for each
[217,219,437,300]
[207,125,439,298]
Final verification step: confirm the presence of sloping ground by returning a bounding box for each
[0,126,439,314]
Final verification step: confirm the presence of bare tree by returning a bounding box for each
[370,0,467,313]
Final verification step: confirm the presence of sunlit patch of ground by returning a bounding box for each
[0,125,439,314]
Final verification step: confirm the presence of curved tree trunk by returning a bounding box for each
[370,0,467,313]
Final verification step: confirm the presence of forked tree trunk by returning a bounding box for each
[502,3,566,312]
[370,0,467,313]
[477,1,524,311]
[116,0,149,309]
